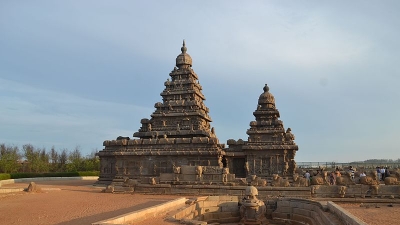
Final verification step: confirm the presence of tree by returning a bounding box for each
[0,144,21,173]
[23,145,49,173]
[50,146,58,172]
[66,146,83,172]
[81,149,100,171]
[58,149,68,172]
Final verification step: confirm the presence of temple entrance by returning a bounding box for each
[232,158,246,178]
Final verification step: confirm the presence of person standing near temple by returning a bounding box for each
[348,166,355,181]
[385,167,390,179]
[380,167,386,181]
[376,167,381,181]
[329,171,336,185]
[304,170,311,184]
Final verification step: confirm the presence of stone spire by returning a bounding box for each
[134,41,215,139]
[176,39,192,69]
[247,84,292,144]
[239,84,298,176]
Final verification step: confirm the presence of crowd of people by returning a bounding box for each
[302,165,391,185]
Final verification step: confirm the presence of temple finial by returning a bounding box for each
[263,84,269,92]
[181,39,187,53]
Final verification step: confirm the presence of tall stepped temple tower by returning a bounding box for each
[225,84,298,178]
[97,41,299,184]
[97,41,225,184]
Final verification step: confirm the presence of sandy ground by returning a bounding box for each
[336,203,400,225]
[0,180,180,225]
[2,180,400,225]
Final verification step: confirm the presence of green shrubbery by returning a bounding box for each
[0,144,100,174]
[0,173,11,180]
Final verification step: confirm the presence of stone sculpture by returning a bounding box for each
[249,175,267,187]
[196,166,203,181]
[292,173,309,187]
[336,171,356,186]
[239,186,268,225]
[384,171,400,185]
[271,174,290,187]
[339,186,347,198]
[359,171,379,185]
[310,171,329,185]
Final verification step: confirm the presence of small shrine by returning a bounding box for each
[225,84,299,178]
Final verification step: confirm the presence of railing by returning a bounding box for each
[297,162,400,169]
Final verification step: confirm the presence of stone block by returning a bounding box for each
[159,173,174,181]
[203,201,219,207]
[192,137,209,143]
[277,200,290,208]
[202,174,213,181]
[271,212,290,220]
[202,166,223,175]
[227,174,235,181]
[220,203,239,212]
[142,139,151,144]
[212,175,223,181]
[275,206,291,213]
[219,195,238,202]
[202,213,213,221]
[128,139,139,145]
[292,214,314,225]
[218,217,240,223]
[175,138,191,144]
[289,201,303,209]
[207,196,220,201]
[198,188,214,195]
[201,206,220,214]
[181,165,197,175]
[196,201,204,208]
[181,174,197,181]
[219,201,238,207]
[303,203,314,211]
[292,208,311,217]
[226,189,243,196]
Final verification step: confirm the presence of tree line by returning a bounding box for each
[0,143,100,173]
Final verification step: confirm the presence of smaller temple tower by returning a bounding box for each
[226,84,298,178]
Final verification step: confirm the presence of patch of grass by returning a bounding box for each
[0,173,11,180]
[77,171,99,176]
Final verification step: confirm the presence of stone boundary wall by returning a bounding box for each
[0,176,99,187]
[172,196,240,225]
[272,198,342,225]
[92,197,187,225]
[327,202,368,225]
[134,184,311,198]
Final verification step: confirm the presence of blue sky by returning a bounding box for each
[1,1,399,161]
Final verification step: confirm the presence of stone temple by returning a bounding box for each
[97,41,298,185]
